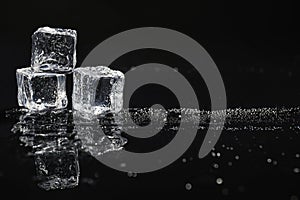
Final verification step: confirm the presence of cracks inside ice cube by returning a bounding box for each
[72,66,125,115]
[16,67,68,111]
[31,27,77,73]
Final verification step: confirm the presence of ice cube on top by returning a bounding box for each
[16,67,68,111]
[31,26,77,73]
[72,66,125,115]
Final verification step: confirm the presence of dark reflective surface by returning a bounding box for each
[1,107,300,199]
[5,109,127,191]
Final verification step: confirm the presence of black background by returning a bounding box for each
[0,0,300,199]
[0,0,300,109]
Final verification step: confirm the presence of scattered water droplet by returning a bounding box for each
[212,163,219,169]
[235,155,240,160]
[216,178,223,185]
[228,162,233,166]
[94,172,99,178]
[182,158,187,163]
[127,171,137,177]
[293,168,300,173]
[120,163,126,168]
[296,154,300,158]
[82,177,95,185]
[216,152,221,157]
[185,183,192,190]
[267,158,272,163]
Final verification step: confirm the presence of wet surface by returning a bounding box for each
[1,107,300,199]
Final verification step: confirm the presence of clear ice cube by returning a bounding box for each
[72,66,125,115]
[16,67,68,111]
[31,26,77,73]
[34,147,79,190]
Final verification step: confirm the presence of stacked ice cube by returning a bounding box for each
[16,27,76,111]
[16,27,125,114]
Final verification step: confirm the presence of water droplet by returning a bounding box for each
[296,154,300,158]
[267,158,272,163]
[228,162,233,166]
[127,171,137,177]
[216,152,221,157]
[120,163,126,168]
[216,178,223,185]
[293,168,300,173]
[235,155,240,160]
[127,172,133,177]
[259,145,263,149]
[185,183,192,190]
[212,163,219,169]
[272,160,278,165]
[182,158,187,163]
[211,152,216,157]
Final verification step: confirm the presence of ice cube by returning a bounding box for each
[72,66,125,115]
[31,26,77,73]
[16,67,68,111]
[34,146,79,190]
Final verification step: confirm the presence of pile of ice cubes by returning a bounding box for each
[16,27,125,115]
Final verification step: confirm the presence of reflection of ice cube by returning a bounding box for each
[11,109,72,137]
[31,27,77,73]
[16,67,67,111]
[73,111,126,156]
[34,147,79,190]
[72,66,125,115]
